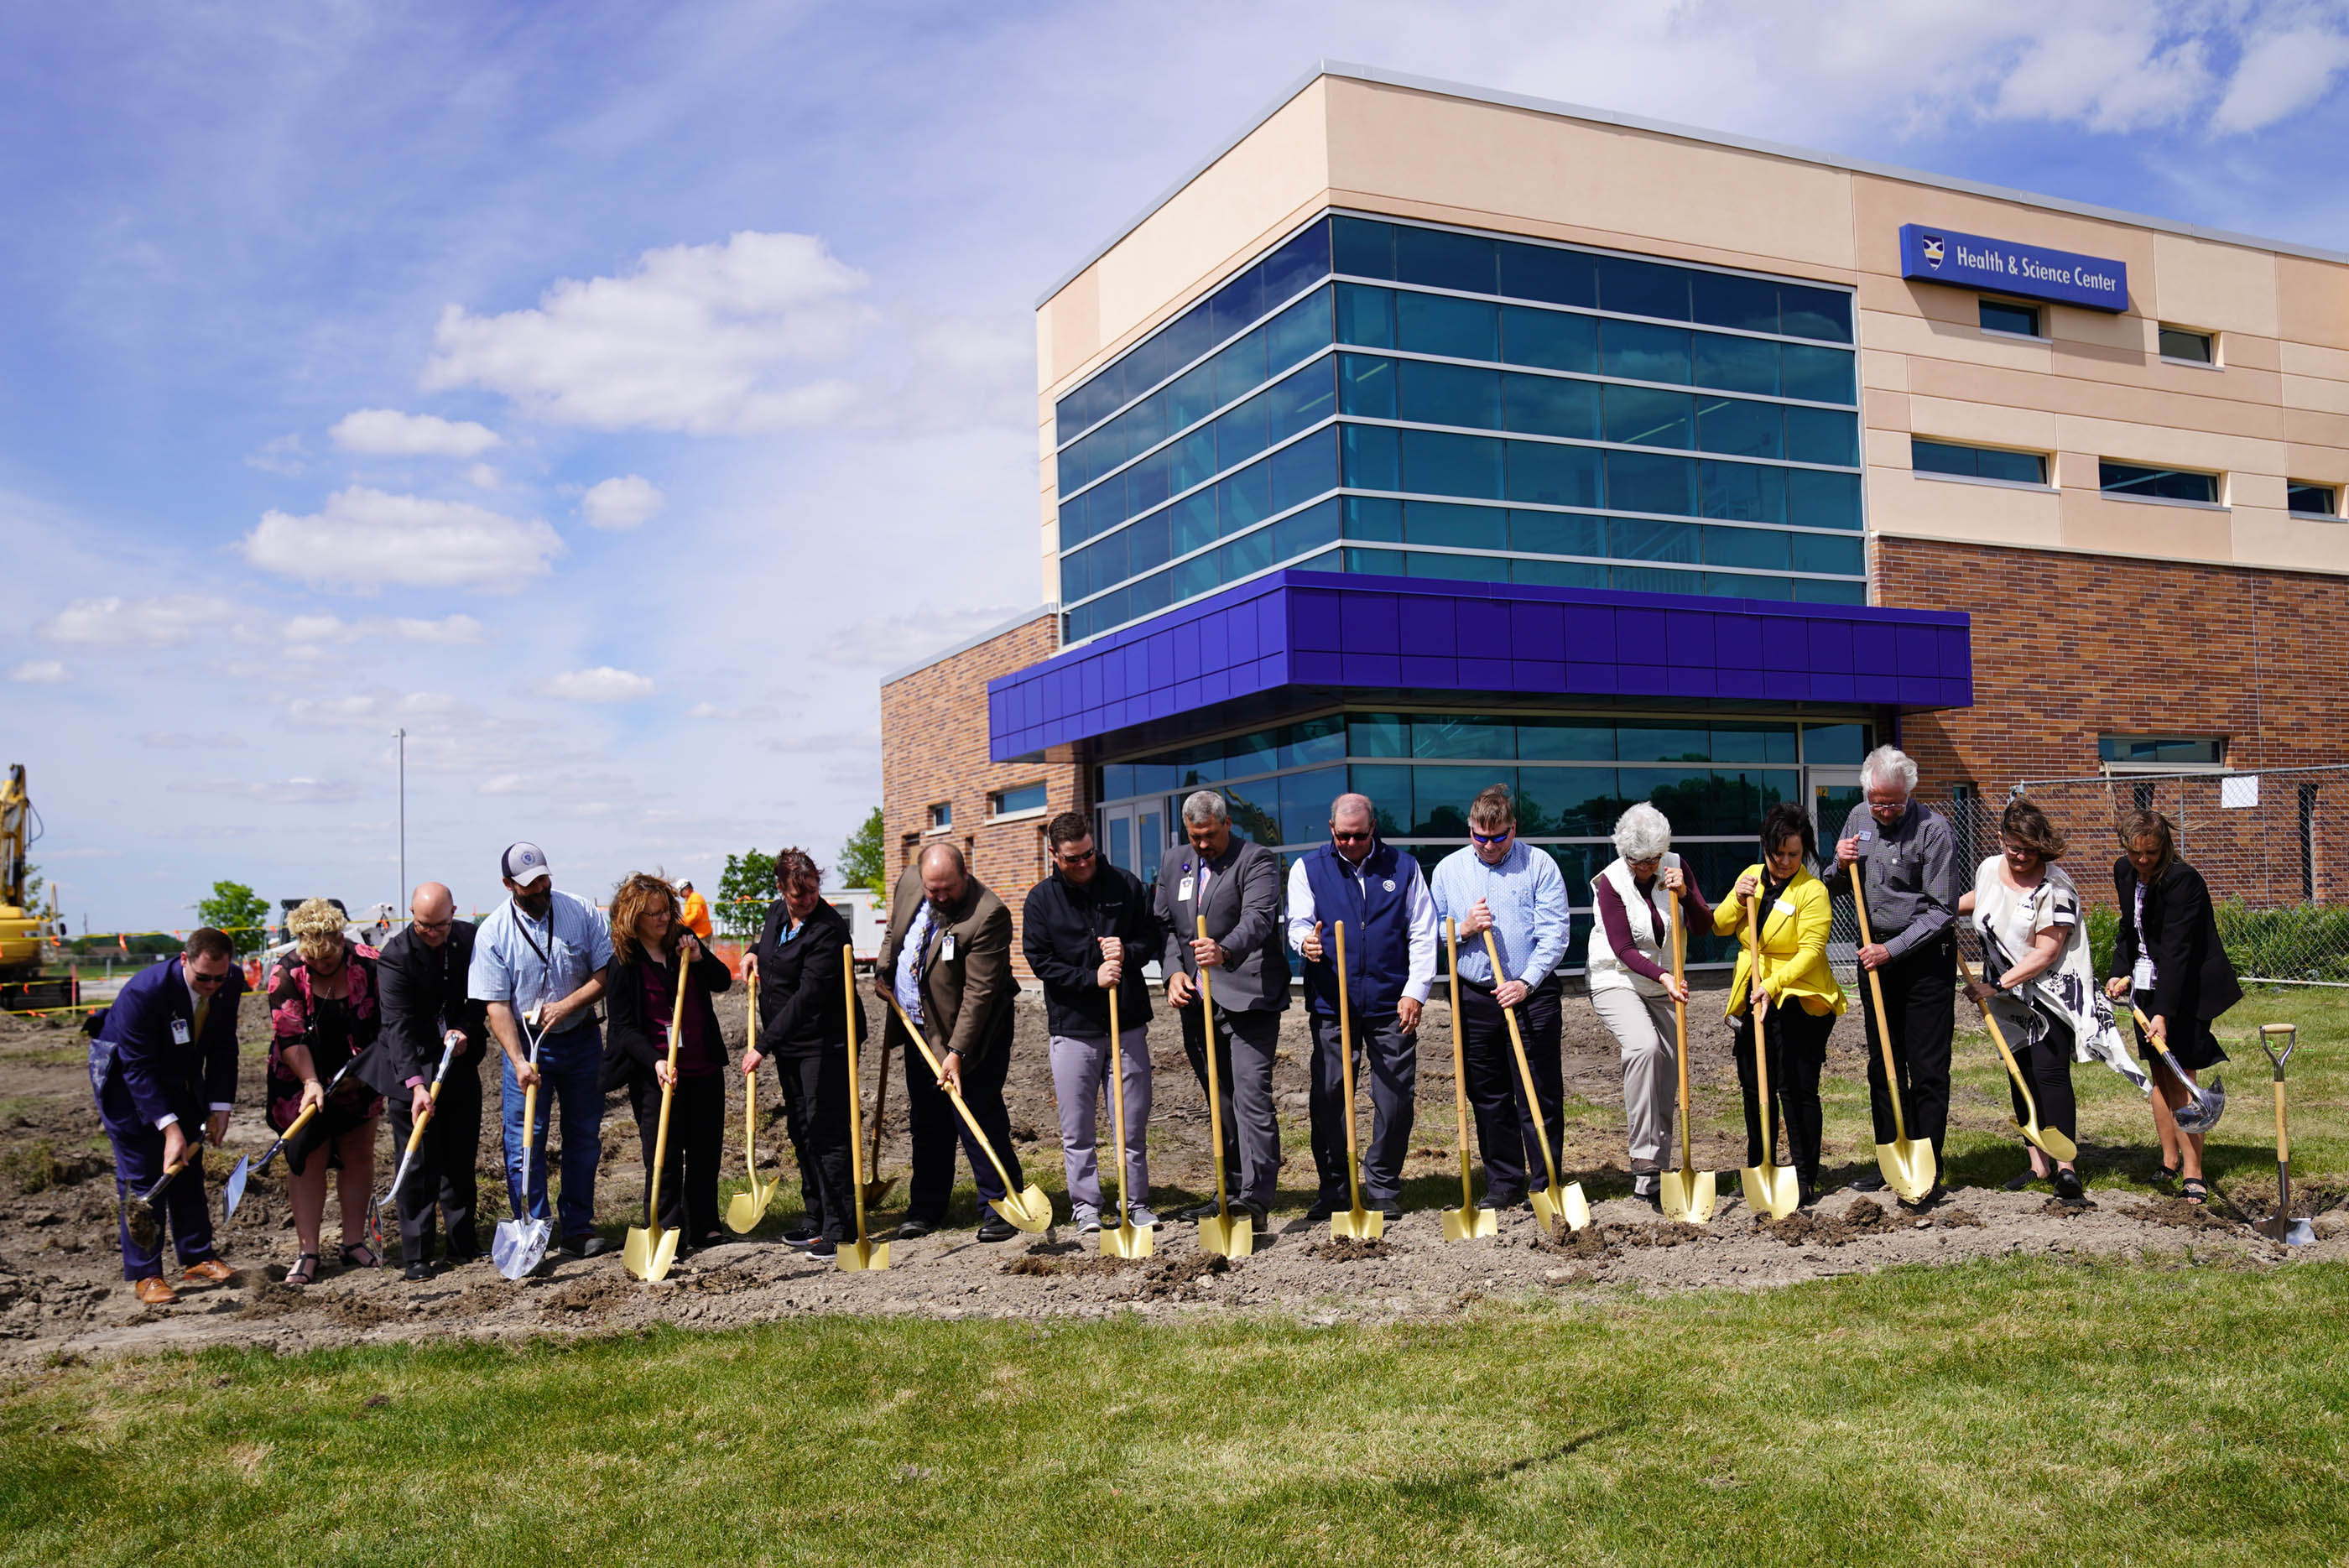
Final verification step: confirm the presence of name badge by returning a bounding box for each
[1178,875,1195,903]
[1382,879,1395,893]
[170,1018,191,1046]
[1773,899,1799,919]
[940,933,956,963]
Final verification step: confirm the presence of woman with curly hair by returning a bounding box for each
[267,899,385,1284]
[601,873,734,1254]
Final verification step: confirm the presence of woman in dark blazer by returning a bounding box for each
[602,873,733,1252]
[2103,810,2241,1204]
[740,848,867,1261]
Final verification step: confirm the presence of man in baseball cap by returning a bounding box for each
[469,841,615,1258]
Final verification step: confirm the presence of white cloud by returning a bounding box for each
[8,659,67,684]
[480,772,530,794]
[245,433,308,477]
[283,613,357,644]
[466,463,503,490]
[686,700,779,721]
[818,605,1029,669]
[242,487,565,593]
[289,694,381,726]
[39,595,244,647]
[420,231,872,434]
[394,613,485,643]
[330,408,503,458]
[2211,24,2349,133]
[581,474,665,530]
[545,665,655,701]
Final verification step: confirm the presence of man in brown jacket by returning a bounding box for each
[874,843,1026,1241]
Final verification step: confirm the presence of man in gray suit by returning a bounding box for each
[1154,789,1287,1227]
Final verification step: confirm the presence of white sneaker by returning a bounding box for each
[1125,1204,1158,1229]
[1073,1203,1102,1234]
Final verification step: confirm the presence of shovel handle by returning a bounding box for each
[1847,874,1911,1144]
[1668,893,1693,1171]
[886,996,1023,1201]
[1195,915,1232,1216]
[843,941,872,1250]
[1445,920,1476,1212]
[1106,968,1133,1224]
[1333,922,1365,1213]
[1482,928,1561,1195]
[1956,950,2038,1112]
[642,951,691,1235]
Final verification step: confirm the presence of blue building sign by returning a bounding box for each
[1898,224,2128,313]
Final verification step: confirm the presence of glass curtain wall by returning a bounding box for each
[1094,710,1873,968]
[1054,213,1865,644]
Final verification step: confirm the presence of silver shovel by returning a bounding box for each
[2258,1024,2317,1247]
[222,1054,363,1220]
[492,1012,554,1279]
[2130,1003,2226,1133]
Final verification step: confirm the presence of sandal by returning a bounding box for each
[2181,1177,2207,1206]
[286,1253,320,1289]
[2153,1160,2181,1188]
[339,1242,381,1270]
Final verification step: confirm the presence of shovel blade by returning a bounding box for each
[2019,1121,2079,1163]
[838,1237,890,1271]
[220,1157,253,1222]
[1876,1138,1936,1203]
[862,1177,894,1206]
[1440,1206,1497,1242]
[492,1216,550,1281]
[622,1224,678,1283]
[1553,1181,1591,1233]
[1740,1164,1801,1221]
[1101,1221,1154,1259]
[2175,1076,2226,1133]
[1196,1210,1253,1259]
[1331,1206,1384,1242]
[721,1180,769,1237]
[1659,1169,1716,1226]
[987,1185,1053,1235]
[2260,1216,2317,1247]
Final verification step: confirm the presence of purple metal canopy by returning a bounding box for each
[987,570,1971,762]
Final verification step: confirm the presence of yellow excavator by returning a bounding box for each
[2,764,77,1012]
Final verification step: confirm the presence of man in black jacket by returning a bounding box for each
[367,882,491,1280]
[741,847,866,1261]
[1023,812,1163,1234]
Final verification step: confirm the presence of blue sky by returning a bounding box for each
[7,2,2348,935]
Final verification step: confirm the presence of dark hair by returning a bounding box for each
[772,847,820,893]
[184,927,234,962]
[1044,811,1093,849]
[1759,802,1815,865]
[2000,797,2066,861]
[1468,784,1516,831]
[608,873,681,966]
[2117,809,2177,878]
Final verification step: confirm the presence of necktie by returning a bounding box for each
[192,997,211,1042]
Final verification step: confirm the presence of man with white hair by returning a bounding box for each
[1154,789,1288,1227]
[1822,744,1960,1201]
[1288,792,1438,1222]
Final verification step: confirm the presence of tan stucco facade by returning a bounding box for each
[1035,67,2349,602]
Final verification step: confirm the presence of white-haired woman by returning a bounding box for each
[1586,802,1713,1208]
[265,899,384,1284]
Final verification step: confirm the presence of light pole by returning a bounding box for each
[393,727,407,913]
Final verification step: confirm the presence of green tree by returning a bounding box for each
[195,880,270,955]
[840,806,886,897]
[715,851,776,941]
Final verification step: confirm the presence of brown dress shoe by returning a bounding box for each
[133,1277,179,1305]
[181,1258,233,1284]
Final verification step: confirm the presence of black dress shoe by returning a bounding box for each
[1376,1201,1404,1222]
[2053,1169,2087,1205]
[1305,1196,1340,1222]
[1178,1199,1222,1222]
[1849,1171,1887,1193]
[560,1236,614,1259]
[1899,1183,1947,1211]
[976,1215,1018,1242]
[403,1260,433,1282]
[897,1217,937,1241]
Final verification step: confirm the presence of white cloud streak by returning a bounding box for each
[581,474,664,530]
[544,665,655,701]
[242,487,565,592]
[330,407,503,457]
[8,660,68,684]
[39,595,247,647]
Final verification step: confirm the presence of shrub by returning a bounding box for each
[2090,899,2349,985]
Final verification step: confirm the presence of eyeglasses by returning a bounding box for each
[412,919,454,934]
[1331,830,1372,843]
[1470,830,1513,846]
[188,968,230,987]
[1054,847,1097,864]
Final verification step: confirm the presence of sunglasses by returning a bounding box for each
[1331,829,1372,843]
[1470,830,1513,846]
[1055,847,1098,863]
[188,968,231,987]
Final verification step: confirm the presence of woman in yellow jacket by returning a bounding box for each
[1712,801,1846,1210]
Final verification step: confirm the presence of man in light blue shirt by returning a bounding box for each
[1428,784,1572,1211]
[469,841,614,1258]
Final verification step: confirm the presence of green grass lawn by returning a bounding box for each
[5,1256,2345,1566]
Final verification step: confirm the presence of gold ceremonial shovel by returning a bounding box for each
[1099,981,1152,1259]
[1850,876,1937,1201]
[622,956,692,1283]
[886,998,1052,1232]
[1658,896,1715,1225]
[1738,895,1801,1220]
[1328,922,1383,1242]
[1481,929,1588,1232]
[838,944,888,1271]
[1440,919,1497,1242]
[1191,914,1252,1259]
[723,967,774,1235]
[1956,950,2078,1162]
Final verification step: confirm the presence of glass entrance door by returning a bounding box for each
[1096,801,1168,883]
[1810,768,1863,976]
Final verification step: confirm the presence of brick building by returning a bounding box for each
[880,65,2349,966]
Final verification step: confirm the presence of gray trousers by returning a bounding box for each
[1592,987,1680,1174]
[1048,1029,1152,1213]
[1179,1003,1283,1208]
[1307,1011,1417,1205]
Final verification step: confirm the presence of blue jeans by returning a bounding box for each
[501,1022,604,1246]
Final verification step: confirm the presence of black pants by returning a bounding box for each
[1859,932,1954,1169]
[1733,1003,1831,1192]
[386,1055,485,1265]
[2003,1005,2078,1143]
[895,1010,1022,1225]
[628,1072,724,1242]
[1307,1010,1417,1204]
[1456,977,1565,1201]
[774,1050,853,1241]
[1177,1003,1282,1209]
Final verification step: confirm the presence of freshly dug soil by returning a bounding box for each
[1307,1237,1392,1263]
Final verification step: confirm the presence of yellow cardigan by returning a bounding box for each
[1710,865,1846,1019]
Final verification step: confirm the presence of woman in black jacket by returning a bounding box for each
[740,848,867,1261]
[2103,810,2241,1204]
[602,873,733,1252]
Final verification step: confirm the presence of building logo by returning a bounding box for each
[1919,233,1945,269]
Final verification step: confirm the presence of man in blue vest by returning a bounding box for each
[87,927,247,1305]
[1287,792,1437,1222]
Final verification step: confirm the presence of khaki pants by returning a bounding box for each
[1591,987,1680,1174]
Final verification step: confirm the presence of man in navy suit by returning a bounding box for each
[87,927,246,1304]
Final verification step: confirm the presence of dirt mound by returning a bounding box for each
[1534,1223,1614,1258]
[237,1280,305,1319]
[1,1139,102,1195]
[1307,1238,1393,1263]
[2133,1196,2237,1232]
[2041,1196,2098,1216]
[306,1291,402,1329]
[541,1276,634,1318]
[1003,1252,1138,1279]
[1763,1198,1903,1248]
[1131,1254,1227,1301]
[1939,1207,1986,1228]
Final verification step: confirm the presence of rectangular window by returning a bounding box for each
[1911,438,2048,486]
[2099,734,2227,768]
[1499,305,1596,374]
[925,801,952,831]
[1501,372,1598,440]
[1398,358,1502,430]
[1979,298,2042,337]
[987,783,1048,819]
[2101,461,2220,505]
[2158,326,2213,364]
[1395,292,1498,360]
[1602,384,1694,449]
[2288,482,2340,518]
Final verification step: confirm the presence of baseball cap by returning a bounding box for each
[501,841,552,887]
